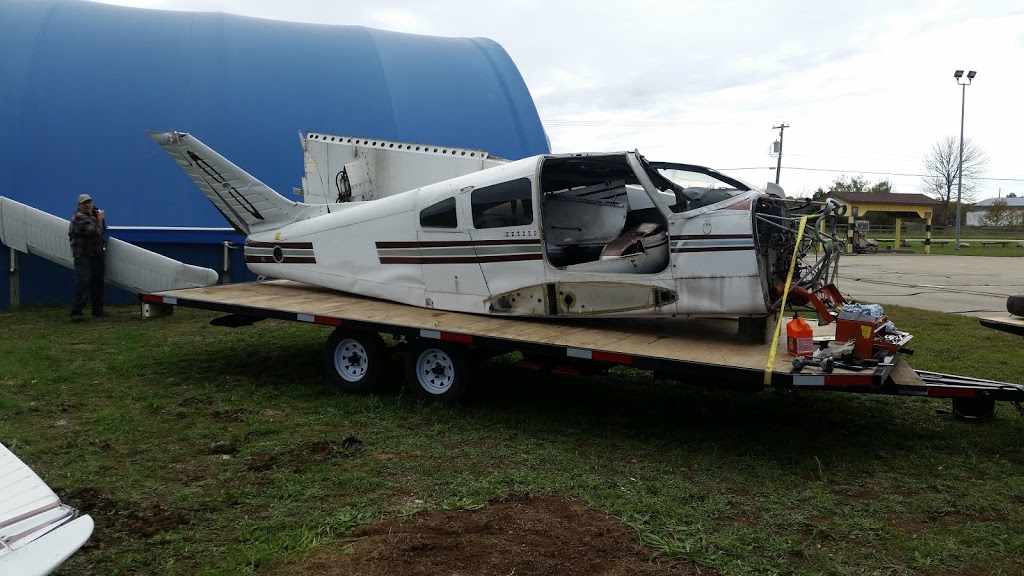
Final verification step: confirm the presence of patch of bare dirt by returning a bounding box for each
[62,485,188,545]
[246,437,364,473]
[210,407,247,422]
[274,496,709,576]
[121,503,187,538]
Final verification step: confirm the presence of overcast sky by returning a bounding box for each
[95,0,1024,200]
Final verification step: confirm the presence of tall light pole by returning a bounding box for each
[953,69,976,250]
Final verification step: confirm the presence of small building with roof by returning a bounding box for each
[823,192,943,253]
[967,197,1024,226]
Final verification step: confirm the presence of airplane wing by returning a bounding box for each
[0,196,219,293]
[0,442,94,575]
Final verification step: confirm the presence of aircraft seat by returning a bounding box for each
[599,222,661,258]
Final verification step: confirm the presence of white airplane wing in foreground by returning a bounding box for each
[0,442,93,575]
[0,196,219,294]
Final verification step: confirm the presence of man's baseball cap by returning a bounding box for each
[77,194,92,204]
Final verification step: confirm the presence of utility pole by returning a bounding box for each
[772,122,789,184]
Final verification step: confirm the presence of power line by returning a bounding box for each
[711,165,1024,182]
[782,166,927,177]
[544,119,754,126]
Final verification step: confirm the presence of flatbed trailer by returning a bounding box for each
[140,280,1024,419]
[980,315,1024,337]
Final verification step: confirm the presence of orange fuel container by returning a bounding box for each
[786,316,814,357]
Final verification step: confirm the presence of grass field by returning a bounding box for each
[871,241,1024,257]
[2,304,1023,575]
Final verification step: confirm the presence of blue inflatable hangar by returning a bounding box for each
[0,0,548,309]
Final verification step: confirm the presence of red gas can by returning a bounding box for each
[786,315,814,357]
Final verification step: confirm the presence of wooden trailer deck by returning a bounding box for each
[149,280,918,387]
[980,315,1024,337]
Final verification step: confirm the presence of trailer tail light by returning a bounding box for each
[567,348,632,365]
[296,314,342,326]
[420,329,473,344]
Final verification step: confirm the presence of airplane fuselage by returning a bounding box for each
[244,153,774,318]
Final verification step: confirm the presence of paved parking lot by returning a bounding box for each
[836,254,1023,317]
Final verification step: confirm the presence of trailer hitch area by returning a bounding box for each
[942,399,1024,421]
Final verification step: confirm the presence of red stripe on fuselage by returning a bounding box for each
[376,239,540,249]
[245,256,317,264]
[670,234,753,240]
[671,246,755,253]
[245,240,314,248]
[379,254,543,265]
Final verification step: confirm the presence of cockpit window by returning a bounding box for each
[472,178,533,228]
[420,197,458,228]
[657,168,736,189]
[647,162,750,192]
[645,161,751,212]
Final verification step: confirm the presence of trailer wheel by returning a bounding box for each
[1008,293,1024,317]
[406,339,470,402]
[324,329,386,394]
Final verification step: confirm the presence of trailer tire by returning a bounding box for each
[406,339,470,402]
[1007,293,1024,317]
[324,329,386,394]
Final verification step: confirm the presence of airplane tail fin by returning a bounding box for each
[147,131,304,235]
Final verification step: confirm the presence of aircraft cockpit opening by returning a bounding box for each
[539,154,670,274]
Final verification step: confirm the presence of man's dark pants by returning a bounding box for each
[71,254,105,316]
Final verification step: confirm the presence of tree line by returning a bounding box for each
[806,135,996,226]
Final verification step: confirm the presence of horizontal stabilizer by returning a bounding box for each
[148,130,304,234]
[0,442,94,575]
[0,196,219,293]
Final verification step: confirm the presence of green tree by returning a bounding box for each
[868,179,893,194]
[981,199,1010,226]
[811,176,892,200]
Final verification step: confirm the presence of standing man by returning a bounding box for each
[68,194,107,321]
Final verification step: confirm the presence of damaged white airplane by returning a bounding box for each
[148,130,849,330]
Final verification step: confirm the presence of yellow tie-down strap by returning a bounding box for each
[764,215,808,386]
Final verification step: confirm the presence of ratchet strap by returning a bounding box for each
[764,215,808,386]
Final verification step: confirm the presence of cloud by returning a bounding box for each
[88,0,1024,197]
